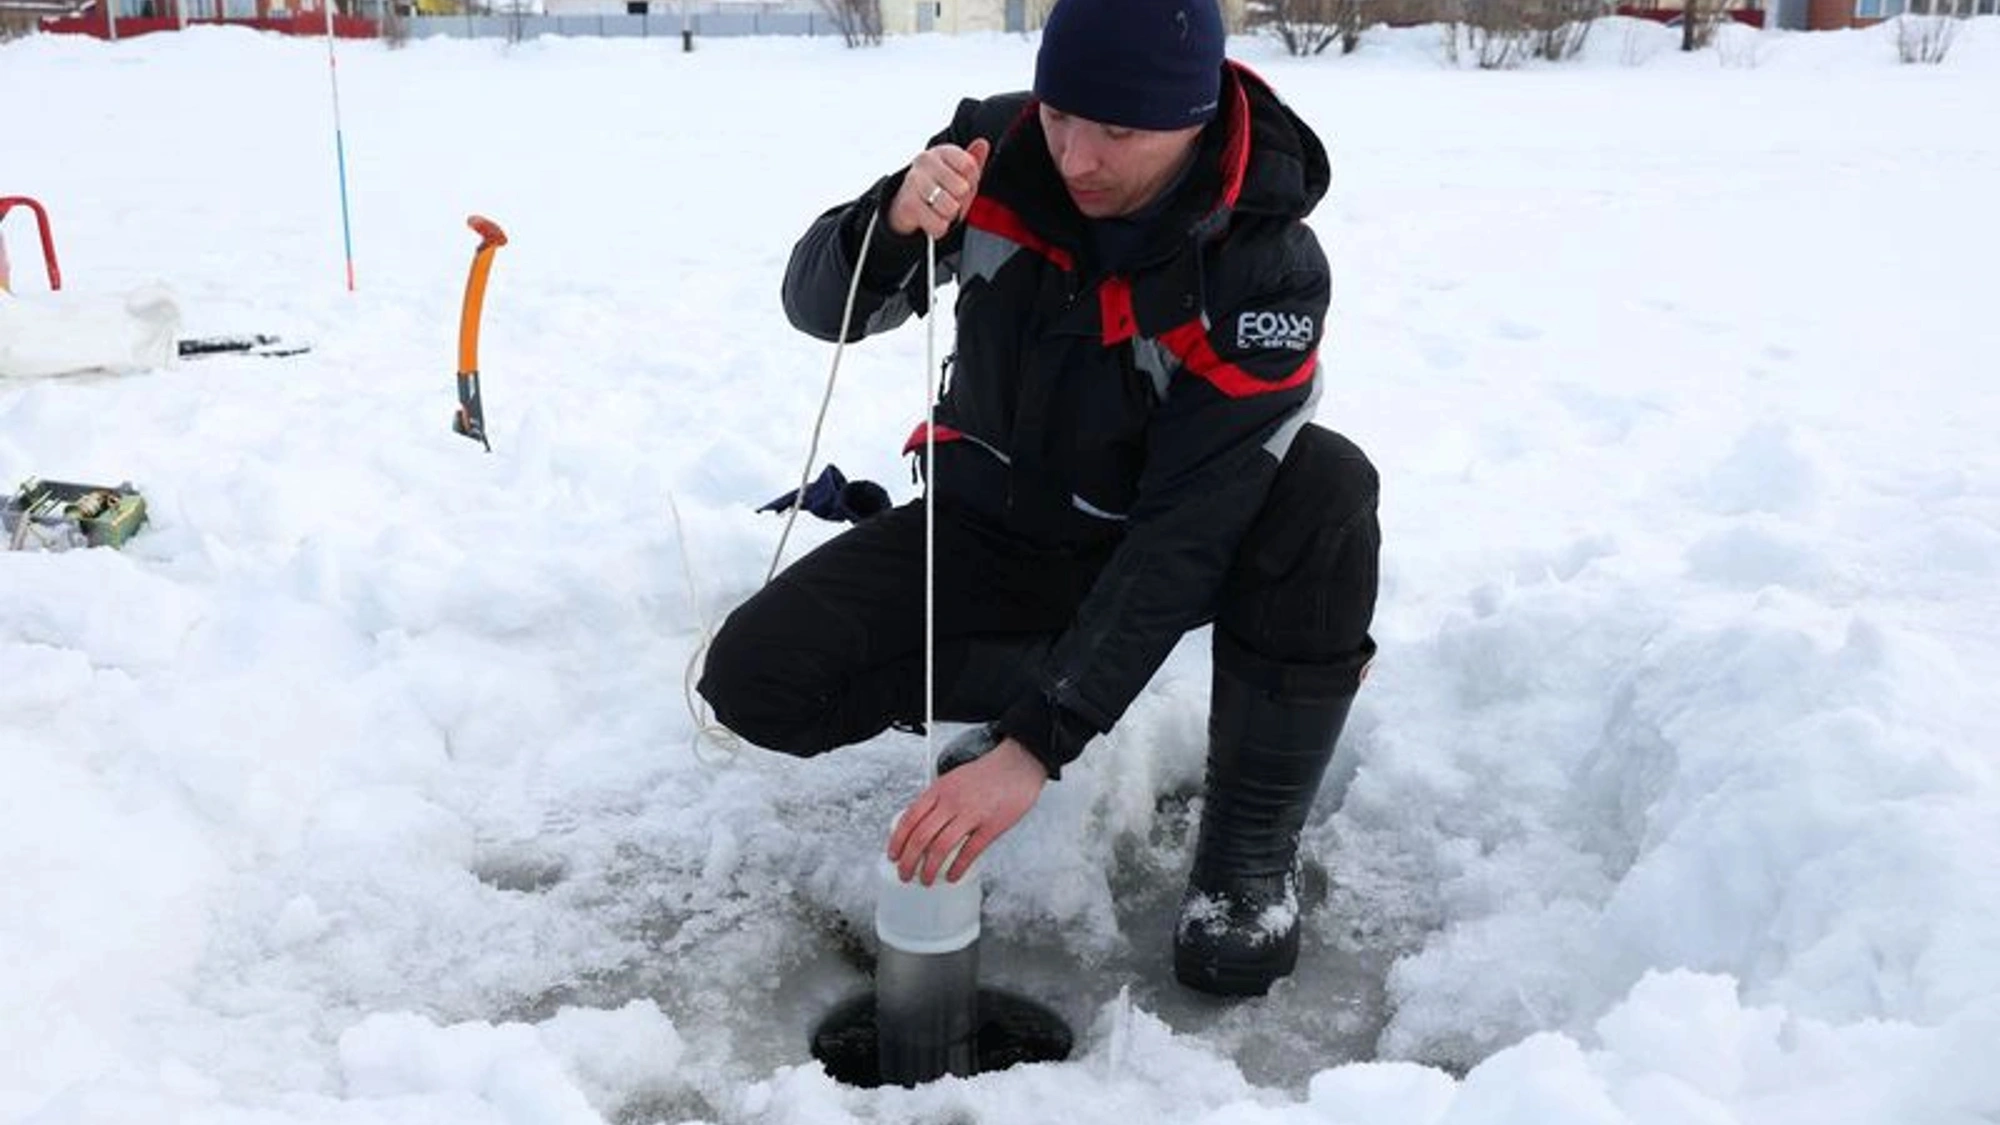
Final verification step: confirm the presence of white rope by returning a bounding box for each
[683,204,946,779]
[766,209,881,585]
[923,234,939,782]
[672,491,743,766]
[681,209,884,759]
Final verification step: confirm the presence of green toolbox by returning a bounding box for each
[2,478,148,551]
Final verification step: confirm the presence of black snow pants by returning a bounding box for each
[696,424,1379,763]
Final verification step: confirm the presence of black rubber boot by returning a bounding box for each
[1174,633,1371,997]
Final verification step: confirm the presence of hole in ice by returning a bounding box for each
[810,987,1075,1089]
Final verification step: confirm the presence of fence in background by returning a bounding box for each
[404,8,827,36]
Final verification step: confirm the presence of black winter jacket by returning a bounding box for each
[781,63,1333,776]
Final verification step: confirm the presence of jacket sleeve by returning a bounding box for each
[996,223,1331,776]
[780,94,1026,343]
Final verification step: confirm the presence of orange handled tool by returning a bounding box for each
[453,214,508,451]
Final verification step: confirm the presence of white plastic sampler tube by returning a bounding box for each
[873,855,982,1085]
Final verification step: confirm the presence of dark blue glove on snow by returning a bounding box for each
[758,464,890,524]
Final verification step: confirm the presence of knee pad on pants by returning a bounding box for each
[1217,426,1380,665]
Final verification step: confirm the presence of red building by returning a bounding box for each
[37,0,379,38]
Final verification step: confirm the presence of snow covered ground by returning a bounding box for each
[4,17,1999,1124]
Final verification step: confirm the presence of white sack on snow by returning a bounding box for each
[0,285,182,379]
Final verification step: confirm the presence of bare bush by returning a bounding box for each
[1371,0,1453,20]
[818,0,882,46]
[1442,0,1526,67]
[1251,0,1360,55]
[1531,0,1599,58]
[1334,0,1366,52]
[0,10,37,38]
[1894,13,1957,63]
[1443,0,1602,68]
[1677,0,1730,50]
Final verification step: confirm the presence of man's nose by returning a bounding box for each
[1058,135,1099,179]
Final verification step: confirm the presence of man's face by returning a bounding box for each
[1039,103,1205,220]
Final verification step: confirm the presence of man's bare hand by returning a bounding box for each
[886,736,1045,885]
[887,138,992,239]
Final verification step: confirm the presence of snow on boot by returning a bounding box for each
[1174,635,1369,997]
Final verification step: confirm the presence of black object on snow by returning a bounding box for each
[177,334,311,359]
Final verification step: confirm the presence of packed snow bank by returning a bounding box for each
[0,286,181,378]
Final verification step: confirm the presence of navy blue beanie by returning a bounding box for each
[1034,0,1226,132]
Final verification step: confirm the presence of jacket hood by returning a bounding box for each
[1215,61,1330,222]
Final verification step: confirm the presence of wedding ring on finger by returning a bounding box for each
[924,183,946,209]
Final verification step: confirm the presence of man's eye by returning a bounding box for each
[1103,127,1133,141]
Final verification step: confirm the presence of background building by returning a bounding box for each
[879,0,1249,35]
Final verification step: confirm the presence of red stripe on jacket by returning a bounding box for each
[966,197,1075,272]
[903,422,965,454]
[1099,277,1137,346]
[1158,319,1317,399]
